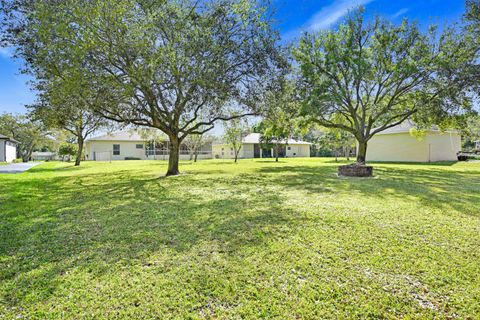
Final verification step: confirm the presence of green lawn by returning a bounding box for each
[1,158,479,319]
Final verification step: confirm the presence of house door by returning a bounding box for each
[254,144,260,158]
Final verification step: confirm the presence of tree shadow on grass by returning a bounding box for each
[256,164,480,216]
[0,169,303,307]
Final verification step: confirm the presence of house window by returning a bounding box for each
[113,144,120,155]
[287,146,291,150]
[136,144,143,149]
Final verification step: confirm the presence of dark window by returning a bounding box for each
[113,144,120,155]
[287,146,291,150]
[136,144,143,149]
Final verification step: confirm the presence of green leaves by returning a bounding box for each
[294,8,477,163]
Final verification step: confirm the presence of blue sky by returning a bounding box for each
[0,0,466,115]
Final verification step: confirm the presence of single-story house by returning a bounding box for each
[31,151,57,161]
[85,131,212,161]
[212,133,311,159]
[0,134,18,163]
[364,121,461,162]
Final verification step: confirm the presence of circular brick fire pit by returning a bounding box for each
[338,164,373,177]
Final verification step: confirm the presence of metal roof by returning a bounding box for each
[86,130,164,142]
[0,134,18,144]
[375,120,459,135]
[214,133,311,145]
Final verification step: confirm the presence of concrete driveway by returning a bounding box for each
[0,162,41,174]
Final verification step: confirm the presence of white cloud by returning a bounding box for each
[281,0,375,41]
[0,47,13,58]
[306,0,374,32]
[392,8,409,19]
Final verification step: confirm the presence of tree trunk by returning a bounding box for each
[167,135,180,176]
[194,149,198,162]
[234,152,238,163]
[357,140,367,165]
[275,143,279,162]
[23,144,34,162]
[75,136,84,166]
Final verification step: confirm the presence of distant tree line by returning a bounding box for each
[1,0,479,173]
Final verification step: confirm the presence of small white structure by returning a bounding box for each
[365,121,461,162]
[31,152,57,161]
[0,134,18,163]
[212,133,311,159]
[85,131,212,161]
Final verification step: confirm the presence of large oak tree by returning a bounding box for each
[294,9,477,165]
[2,0,284,175]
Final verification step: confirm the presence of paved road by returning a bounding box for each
[0,162,41,174]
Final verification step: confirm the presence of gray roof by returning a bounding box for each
[86,130,165,142]
[0,134,18,144]
[375,120,459,135]
[214,133,311,145]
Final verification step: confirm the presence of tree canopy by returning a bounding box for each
[294,9,477,164]
[0,113,51,162]
[255,78,300,161]
[223,118,249,163]
[2,0,284,175]
[30,84,107,166]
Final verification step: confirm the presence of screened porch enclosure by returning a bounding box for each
[145,140,212,159]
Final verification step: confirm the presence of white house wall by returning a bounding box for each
[213,143,310,159]
[5,142,16,162]
[0,141,17,162]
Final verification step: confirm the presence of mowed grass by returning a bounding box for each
[0,158,479,319]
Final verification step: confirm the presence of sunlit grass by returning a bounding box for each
[1,158,479,319]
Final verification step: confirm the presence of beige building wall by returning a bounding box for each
[365,131,461,162]
[242,143,254,158]
[425,132,461,162]
[212,144,239,159]
[286,144,310,157]
[86,141,147,160]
